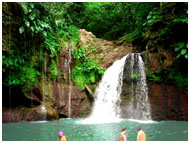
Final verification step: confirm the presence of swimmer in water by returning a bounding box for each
[58,131,67,141]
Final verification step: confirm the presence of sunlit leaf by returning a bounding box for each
[25,21,30,27]
[29,13,36,20]
[29,3,34,9]
[19,26,25,34]
[30,26,34,32]
[185,54,188,59]
[176,53,181,58]
[43,31,47,37]
[181,49,186,55]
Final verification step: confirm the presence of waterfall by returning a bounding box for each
[41,58,47,118]
[43,58,46,104]
[67,44,72,118]
[121,53,151,120]
[83,55,128,124]
[83,53,151,124]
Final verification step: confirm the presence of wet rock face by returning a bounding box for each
[2,105,59,122]
[121,82,188,121]
[140,50,175,72]
[2,42,92,123]
[120,54,151,120]
[120,52,188,121]
[2,82,91,123]
[148,84,188,121]
[24,88,43,104]
[120,54,136,119]
[2,107,24,123]
[80,29,96,44]
[51,82,88,118]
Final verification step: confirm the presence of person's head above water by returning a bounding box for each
[122,128,126,132]
[58,131,64,137]
[138,127,142,131]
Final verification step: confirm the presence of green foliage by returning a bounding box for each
[43,32,61,58]
[18,2,62,59]
[146,67,187,89]
[2,2,80,92]
[2,52,41,91]
[174,42,188,59]
[135,2,188,89]
[143,10,162,26]
[146,70,162,82]
[131,71,138,79]
[123,2,188,53]
[72,48,86,60]
[71,48,105,90]
[50,59,58,80]
[19,26,25,34]
[163,68,188,88]
[173,8,188,24]
[119,30,139,43]
[18,2,52,36]
[18,2,79,58]
[21,67,41,91]
[66,25,79,44]
[77,2,159,40]
[3,2,188,93]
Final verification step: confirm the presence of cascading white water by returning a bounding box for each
[83,53,152,124]
[41,58,47,117]
[67,44,72,118]
[83,55,128,124]
[135,53,151,120]
[123,53,151,120]
[43,58,46,104]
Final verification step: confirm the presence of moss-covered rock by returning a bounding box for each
[79,29,135,68]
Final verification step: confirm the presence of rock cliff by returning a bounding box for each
[2,29,188,122]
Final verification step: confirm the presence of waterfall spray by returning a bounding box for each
[120,53,151,120]
[83,53,152,124]
[83,55,128,124]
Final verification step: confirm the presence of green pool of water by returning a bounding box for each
[2,118,188,141]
